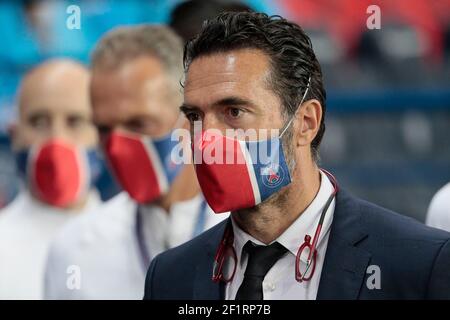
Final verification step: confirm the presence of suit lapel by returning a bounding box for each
[317,189,371,300]
[193,220,227,300]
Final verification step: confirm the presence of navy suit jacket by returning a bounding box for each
[144,189,450,299]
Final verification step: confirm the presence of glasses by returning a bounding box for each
[295,234,318,282]
[212,167,339,285]
[212,224,237,283]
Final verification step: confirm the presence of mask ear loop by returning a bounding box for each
[279,76,312,139]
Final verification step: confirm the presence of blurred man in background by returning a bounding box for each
[426,183,450,232]
[0,59,103,299]
[44,25,225,299]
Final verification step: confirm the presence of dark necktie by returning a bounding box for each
[235,241,288,300]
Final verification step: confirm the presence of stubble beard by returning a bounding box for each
[233,125,297,227]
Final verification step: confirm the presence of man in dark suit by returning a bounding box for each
[144,12,450,300]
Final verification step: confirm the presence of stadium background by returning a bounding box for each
[0,0,449,222]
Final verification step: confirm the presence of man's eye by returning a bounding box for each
[125,119,156,135]
[185,112,200,122]
[68,116,89,129]
[97,125,111,136]
[227,107,242,118]
[29,115,50,130]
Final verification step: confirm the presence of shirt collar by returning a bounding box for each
[231,216,265,267]
[231,170,335,264]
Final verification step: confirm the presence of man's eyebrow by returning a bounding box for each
[27,109,50,118]
[212,96,252,108]
[180,97,255,114]
[66,112,89,118]
[179,104,200,113]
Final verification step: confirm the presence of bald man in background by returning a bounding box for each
[44,25,226,300]
[0,59,103,299]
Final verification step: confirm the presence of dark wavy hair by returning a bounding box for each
[183,12,326,160]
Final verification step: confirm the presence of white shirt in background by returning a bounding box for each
[426,183,450,232]
[226,170,336,300]
[44,192,227,300]
[0,190,101,300]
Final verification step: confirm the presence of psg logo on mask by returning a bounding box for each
[261,164,285,188]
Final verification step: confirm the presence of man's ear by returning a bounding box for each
[294,99,322,148]
[7,122,19,151]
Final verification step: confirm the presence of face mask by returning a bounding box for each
[193,131,291,213]
[15,139,101,208]
[193,77,311,213]
[104,130,183,204]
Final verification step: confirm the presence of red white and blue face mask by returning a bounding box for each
[15,139,101,208]
[104,130,183,204]
[192,130,292,213]
[192,77,311,214]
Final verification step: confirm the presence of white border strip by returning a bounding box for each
[143,138,169,194]
[239,140,261,205]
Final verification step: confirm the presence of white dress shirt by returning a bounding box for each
[44,192,227,300]
[0,189,101,300]
[426,183,450,232]
[226,170,336,300]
